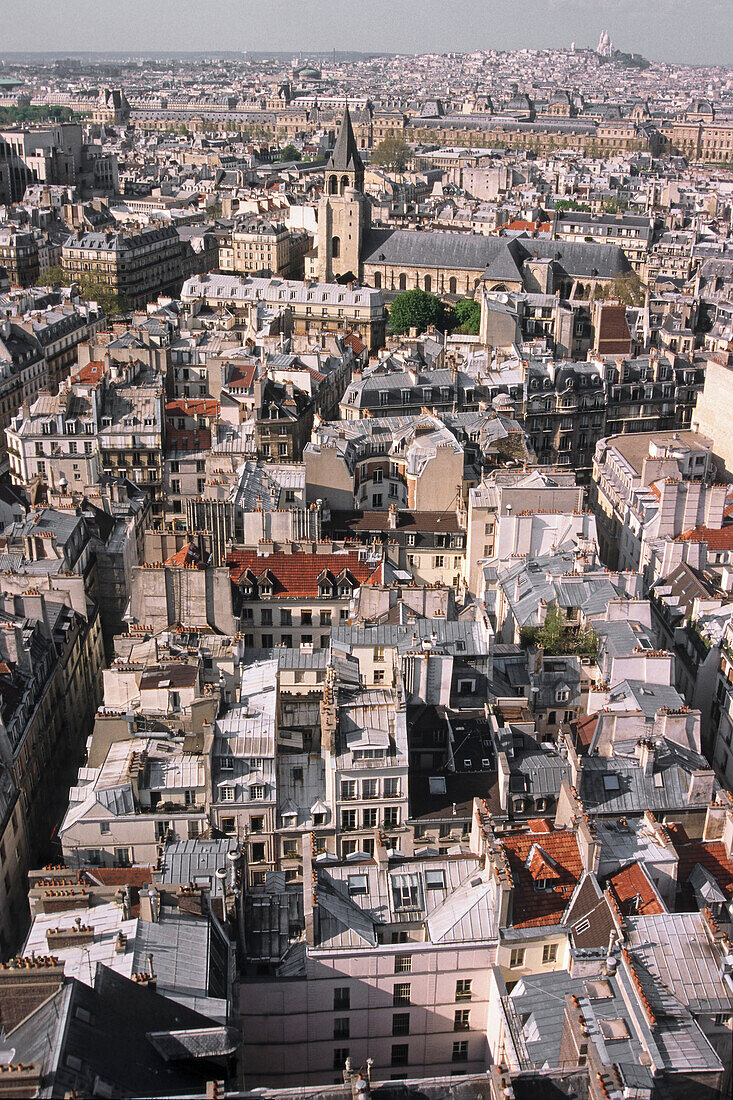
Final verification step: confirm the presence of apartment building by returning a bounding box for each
[340,364,484,420]
[304,413,495,516]
[227,546,385,648]
[219,219,312,280]
[62,226,188,309]
[164,397,217,518]
[0,319,48,466]
[0,228,40,287]
[330,619,494,702]
[591,429,724,575]
[0,585,103,947]
[329,508,467,589]
[553,210,655,273]
[6,354,166,507]
[181,273,387,354]
[240,843,498,1088]
[709,620,733,790]
[209,660,279,881]
[321,676,410,860]
[0,766,30,959]
[15,301,104,393]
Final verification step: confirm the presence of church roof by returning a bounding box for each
[361,229,633,281]
[328,106,364,175]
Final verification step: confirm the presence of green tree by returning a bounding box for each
[613,271,645,307]
[520,600,598,658]
[602,197,629,214]
[47,267,129,316]
[370,135,411,172]
[278,143,300,162]
[554,199,591,212]
[452,298,480,335]
[389,289,450,335]
[45,264,67,288]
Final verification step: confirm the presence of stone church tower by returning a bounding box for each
[317,107,370,283]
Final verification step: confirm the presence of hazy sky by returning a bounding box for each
[0,0,731,66]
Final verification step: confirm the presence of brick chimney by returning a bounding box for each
[0,957,65,1033]
[0,1062,41,1097]
[46,919,94,950]
[635,738,655,777]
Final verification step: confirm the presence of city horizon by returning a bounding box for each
[0,0,731,68]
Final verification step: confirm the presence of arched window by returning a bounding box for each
[340,175,349,195]
[449,277,457,294]
[373,272,382,289]
[424,274,432,293]
[399,273,407,291]
[329,175,338,195]
[331,236,341,259]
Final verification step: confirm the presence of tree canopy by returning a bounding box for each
[370,135,411,173]
[554,199,591,212]
[451,298,480,335]
[388,291,483,337]
[389,289,450,335]
[519,601,598,657]
[278,143,300,162]
[45,266,129,316]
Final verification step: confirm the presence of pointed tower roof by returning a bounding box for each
[328,105,364,174]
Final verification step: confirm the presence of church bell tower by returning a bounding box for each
[317,106,369,283]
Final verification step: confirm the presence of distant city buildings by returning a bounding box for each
[0,40,731,1100]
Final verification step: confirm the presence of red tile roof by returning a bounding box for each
[164,542,203,568]
[527,845,562,881]
[500,825,584,928]
[80,867,154,888]
[596,304,632,355]
[165,398,220,417]
[606,861,665,916]
[665,823,733,908]
[73,359,105,384]
[573,713,598,754]
[166,425,211,452]
[676,525,733,551]
[227,550,383,595]
[498,219,553,235]
[226,361,258,390]
[344,332,366,356]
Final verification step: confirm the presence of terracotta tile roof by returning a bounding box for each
[227,550,384,595]
[73,359,105,383]
[605,861,665,916]
[666,823,733,909]
[595,304,632,355]
[165,398,220,417]
[226,361,258,389]
[166,425,211,452]
[676,525,733,551]
[164,542,202,568]
[500,824,584,928]
[498,219,553,234]
[80,867,154,888]
[527,844,562,881]
[572,713,598,754]
[344,332,366,356]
